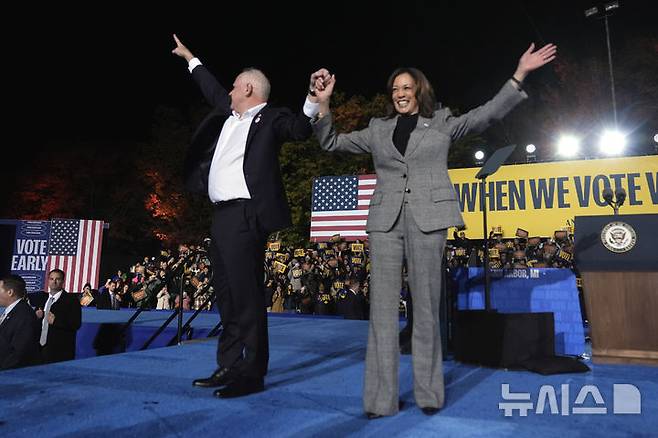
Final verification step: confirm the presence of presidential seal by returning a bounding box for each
[601,221,637,253]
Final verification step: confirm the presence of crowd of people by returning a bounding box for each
[74,223,576,320]
[79,243,213,312]
[447,226,576,270]
[263,238,371,319]
[76,239,373,320]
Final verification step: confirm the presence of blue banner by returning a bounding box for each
[7,220,51,292]
[451,267,585,356]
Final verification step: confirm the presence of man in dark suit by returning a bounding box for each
[0,275,40,370]
[96,280,121,310]
[172,35,327,398]
[342,277,367,320]
[35,269,82,363]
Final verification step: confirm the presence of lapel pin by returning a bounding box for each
[255,114,262,124]
[423,123,429,127]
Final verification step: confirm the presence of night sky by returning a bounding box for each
[6,0,657,184]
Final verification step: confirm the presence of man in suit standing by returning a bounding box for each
[342,277,367,320]
[311,43,556,417]
[36,269,82,363]
[96,280,121,310]
[171,35,327,398]
[0,274,40,370]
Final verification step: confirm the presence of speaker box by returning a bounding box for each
[454,310,555,368]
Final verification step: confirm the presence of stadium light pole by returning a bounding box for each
[585,1,620,127]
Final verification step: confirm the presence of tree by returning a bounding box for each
[136,104,211,246]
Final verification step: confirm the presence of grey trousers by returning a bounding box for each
[364,202,447,415]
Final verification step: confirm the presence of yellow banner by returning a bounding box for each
[273,261,287,273]
[448,156,658,238]
[351,243,364,253]
[268,242,281,251]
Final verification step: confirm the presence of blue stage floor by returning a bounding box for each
[1,314,656,437]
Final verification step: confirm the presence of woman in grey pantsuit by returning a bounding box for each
[310,43,556,418]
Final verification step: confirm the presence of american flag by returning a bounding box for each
[47,219,104,293]
[310,174,376,242]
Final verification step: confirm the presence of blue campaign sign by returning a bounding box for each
[8,220,51,292]
[452,267,586,356]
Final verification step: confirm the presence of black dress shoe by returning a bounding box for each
[192,367,235,388]
[366,400,404,419]
[421,407,440,416]
[366,412,383,420]
[213,377,264,398]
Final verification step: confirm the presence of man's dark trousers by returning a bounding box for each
[210,199,268,379]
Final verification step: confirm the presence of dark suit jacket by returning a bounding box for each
[95,290,120,310]
[37,291,82,363]
[0,299,41,369]
[342,289,367,320]
[183,65,313,233]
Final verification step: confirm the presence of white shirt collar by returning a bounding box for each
[232,102,267,120]
[48,290,64,302]
[2,299,21,317]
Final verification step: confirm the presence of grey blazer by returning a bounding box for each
[312,81,527,233]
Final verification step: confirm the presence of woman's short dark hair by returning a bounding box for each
[385,67,437,119]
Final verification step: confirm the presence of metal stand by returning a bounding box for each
[479,177,492,310]
[474,144,517,311]
[167,287,217,346]
[177,273,185,345]
[138,248,211,350]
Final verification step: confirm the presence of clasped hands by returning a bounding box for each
[308,68,335,103]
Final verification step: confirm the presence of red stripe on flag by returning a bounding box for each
[310,215,369,221]
[80,222,95,290]
[72,221,88,293]
[78,221,87,291]
[310,225,367,231]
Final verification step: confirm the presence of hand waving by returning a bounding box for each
[515,43,557,80]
